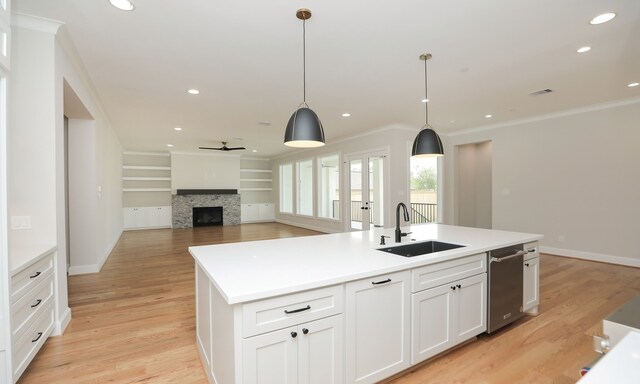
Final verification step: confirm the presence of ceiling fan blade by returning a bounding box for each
[226,147,246,151]
[198,146,223,150]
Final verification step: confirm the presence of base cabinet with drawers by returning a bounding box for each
[523,242,540,314]
[10,249,56,382]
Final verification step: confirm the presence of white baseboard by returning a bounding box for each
[52,306,72,336]
[540,246,640,268]
[68,230,122,275]
[275,218,338,234]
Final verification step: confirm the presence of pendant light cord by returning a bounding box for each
[424,57,429,126]
[303,18,307,104]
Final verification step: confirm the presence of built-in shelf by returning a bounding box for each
[123,177,172,181]
[240,178,273,182]
[240,169,272,173]
[122,188,172,192]
[239,188,272,191]
[123,165,171,170]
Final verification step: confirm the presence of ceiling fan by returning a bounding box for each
[198,141,246,151]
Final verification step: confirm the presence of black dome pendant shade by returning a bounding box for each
[284,9,325,148]
[412,53,444,157]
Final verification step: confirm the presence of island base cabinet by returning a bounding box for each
[523,257,540,313]
[411,273,487,365]
[242,315,344,384]
[346,270,411,384]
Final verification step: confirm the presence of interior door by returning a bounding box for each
[345,151,387,231]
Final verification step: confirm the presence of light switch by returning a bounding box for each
[10,216,31,230]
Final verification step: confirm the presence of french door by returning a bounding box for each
[344,150,388,231]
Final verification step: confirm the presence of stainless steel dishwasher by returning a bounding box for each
[487,244,526,333]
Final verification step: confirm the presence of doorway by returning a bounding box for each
[455,141,492,228]
[344,150,388,231]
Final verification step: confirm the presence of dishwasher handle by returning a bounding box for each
[489,250,526,263]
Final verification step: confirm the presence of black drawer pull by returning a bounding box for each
[527,248,536,253]
[372,278,391,285]
[31,299,42,308]
[30,271,42,279]
[284,305,311,314]
[32,332,43,343]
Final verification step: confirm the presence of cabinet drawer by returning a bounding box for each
[11,275,54,342]
[242,285,343,337]
[11,252,54,304]
[12,302,54,379]
[412,253,486,293]
[524,241,539,261]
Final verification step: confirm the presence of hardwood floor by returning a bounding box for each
[18,223,640,383]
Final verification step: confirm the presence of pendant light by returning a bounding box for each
[284,9,326,148]
[412,53,444,157]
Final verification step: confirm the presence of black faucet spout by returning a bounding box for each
[395,202,410,242]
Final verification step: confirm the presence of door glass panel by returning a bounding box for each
[410,156,438,223]
[368,156,384,228]
[318,154,340,219]
[349,159,363,230]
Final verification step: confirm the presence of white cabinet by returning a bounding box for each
[410,254,487,365]
[241,203,275,223]
[243,315,343,384]
[123,206,172,229]
[345,270,411,384]
[523,242,540,314]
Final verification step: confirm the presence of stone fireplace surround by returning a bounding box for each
[172,189,241,228]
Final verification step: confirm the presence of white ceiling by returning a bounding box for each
[15,0,640,158]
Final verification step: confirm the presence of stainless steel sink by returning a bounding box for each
[378,241,465,257]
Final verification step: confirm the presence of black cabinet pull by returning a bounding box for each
[31,299,42,308]
[284,305,311,314]
[371,278,391,285]
[291,331,297,338]
[451,286,456,290]
[527,248,536,253]
[524,263,530,267]
[30,271,41,279]
[302,328,309,335]
[32,332,43,343]
[456,284,461,289]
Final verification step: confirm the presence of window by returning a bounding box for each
[296,159,313,216]
[409,156,438,223]
[279,163,293,213]
[318,154,340,220]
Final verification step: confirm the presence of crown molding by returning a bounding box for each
[12,12,63,34]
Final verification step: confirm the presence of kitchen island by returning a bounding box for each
[190,224,542,384]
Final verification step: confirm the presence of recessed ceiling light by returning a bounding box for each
[449,120,456,124]
[166,144,173,147]
[628,82,639,87]
[342,113,351,117]
[577,46,591,53]
[485,114,492,118]
[252,149,258,153]
[590,13,616,25]
[187,89,200,95]
[109,0,135,11]
[421,99,429,103]
[174,127,183,131]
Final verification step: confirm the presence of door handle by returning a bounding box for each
[490,250,526,263]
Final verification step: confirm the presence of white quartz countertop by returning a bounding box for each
[190,224,543,305]
[577,331,640,384]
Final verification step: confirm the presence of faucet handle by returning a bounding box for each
[401,232,412,237]
[380,235,390,245]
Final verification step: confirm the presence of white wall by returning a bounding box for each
[273,125,419,233]
[455,141,492,229]
[443,99,640,266]
[171,152,240,193]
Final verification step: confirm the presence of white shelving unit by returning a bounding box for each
[240,159,274,223]
[122,152,172,229]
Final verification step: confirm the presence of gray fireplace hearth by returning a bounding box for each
[172,189,240,228]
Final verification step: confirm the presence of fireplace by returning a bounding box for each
[193,207,223,227]
[172,190,240,228]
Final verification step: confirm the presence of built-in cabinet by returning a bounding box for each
[240,203,275,223]
[523,241,540,314]
[9,249,56,382]
[345,270,411,384]
[122,152,172,229]
[240,158,274,223]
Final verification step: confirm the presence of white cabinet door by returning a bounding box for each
[411,283,454,364]
[147,206,171,227]
[243,327,298,384]
[123,207,147,229]
[454,273,487,342]
[196,266,211,368]
[241,204,260,223]
[346,270,411,384]
[298,315,344,384]
[523,257,539,312]
[258,203,275,221]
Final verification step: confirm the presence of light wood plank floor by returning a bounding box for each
[18,223,640,383]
